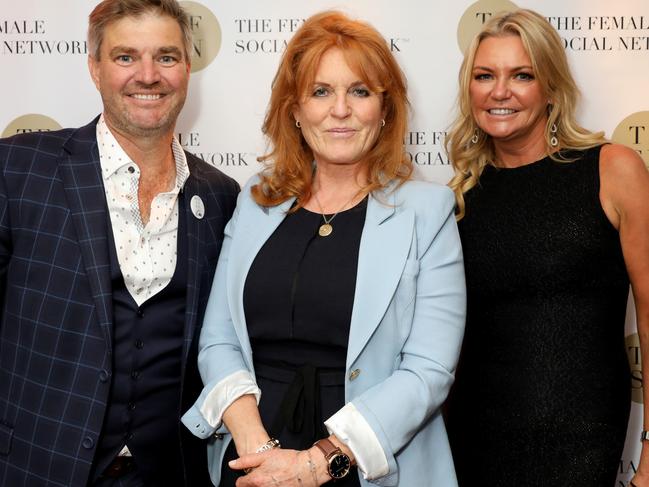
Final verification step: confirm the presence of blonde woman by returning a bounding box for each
[444,8,649,487]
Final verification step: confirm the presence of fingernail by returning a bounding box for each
[228,460,236,467]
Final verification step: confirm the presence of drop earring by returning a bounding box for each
[549,123,558,147]
[471,129,480,144]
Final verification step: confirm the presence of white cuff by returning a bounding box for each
[324,403,389,480]
[199,370,261,429]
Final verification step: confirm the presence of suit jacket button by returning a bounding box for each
[82,436,94,449]
[349,369,361,381]
[99,370,109,383]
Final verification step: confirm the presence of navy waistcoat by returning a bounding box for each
[93,194,189,484]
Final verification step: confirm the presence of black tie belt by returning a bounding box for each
[254,361,345,449]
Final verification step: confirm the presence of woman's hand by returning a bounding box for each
[630,460,649,487]
[229,447,330,486]
[631,472,649,487]
[222,395,273,457]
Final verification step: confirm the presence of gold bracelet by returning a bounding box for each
[244,438,281,474]
[256,438,281,453]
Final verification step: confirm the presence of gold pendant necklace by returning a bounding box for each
[318,221,333,237]
[313,191,358,237]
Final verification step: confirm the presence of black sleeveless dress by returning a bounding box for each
[219,200,367,486]
[446,146,631,486]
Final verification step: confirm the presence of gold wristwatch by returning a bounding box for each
[314,438,351,480]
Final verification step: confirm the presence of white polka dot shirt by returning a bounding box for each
[96,115,190,307]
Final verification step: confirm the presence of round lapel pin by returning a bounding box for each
[190,195,205,219]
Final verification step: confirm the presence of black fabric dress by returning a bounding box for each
[219,200,367,486]
[446,146,631,486]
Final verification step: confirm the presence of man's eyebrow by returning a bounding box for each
[157,46,183,56]
[108,46,137,57]
[106,46,184,57]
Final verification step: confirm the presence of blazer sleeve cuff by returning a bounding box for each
[324,402,390,480]
[182,370,261,439]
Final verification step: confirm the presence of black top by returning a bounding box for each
[219,200,367,487]
[446,146,631,486]
[244,199,367,369]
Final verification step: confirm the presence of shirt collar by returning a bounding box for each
[96,114,190,189]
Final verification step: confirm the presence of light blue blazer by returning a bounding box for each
[183,177,466,486]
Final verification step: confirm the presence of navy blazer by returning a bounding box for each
[0,118,239,486]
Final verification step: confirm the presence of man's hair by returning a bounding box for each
[88,0,192,61]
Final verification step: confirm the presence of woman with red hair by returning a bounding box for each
[183,10,466,487]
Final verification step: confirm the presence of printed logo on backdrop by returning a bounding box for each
[233,16,302,54]
[405,130,449,166]
[455,3,649,54]
[1,19,86,55]
[232,16,405,55]
[177,130,252,169]
[179,1,221,72]
[612,111,649,170]
[547,15,649,52]
[626,333,643,404]
[456,0,518,53]
[2,114,62,138]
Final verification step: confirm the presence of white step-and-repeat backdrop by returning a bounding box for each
[1,1,647,484]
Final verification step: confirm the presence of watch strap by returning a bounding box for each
[314,437,339,459]
[314,437,351,479]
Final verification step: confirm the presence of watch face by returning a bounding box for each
[329,453,351,479]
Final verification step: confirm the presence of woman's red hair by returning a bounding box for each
[252,10,412,208]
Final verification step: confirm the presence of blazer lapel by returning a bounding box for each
[228,197,295,366]
[224,189,413,369]
[346,187,414,368]
[58,119,113,350]
[182,170,207,362]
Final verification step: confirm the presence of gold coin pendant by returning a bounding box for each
[318,224,333,237]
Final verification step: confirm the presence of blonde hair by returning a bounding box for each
[446,8,606,219]
[252,11,412,209]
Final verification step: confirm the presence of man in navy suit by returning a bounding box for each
[0,0,238,485]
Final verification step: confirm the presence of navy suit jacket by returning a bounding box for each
[0,118,239,486]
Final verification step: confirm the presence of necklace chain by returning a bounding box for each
[313,191,359,237]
